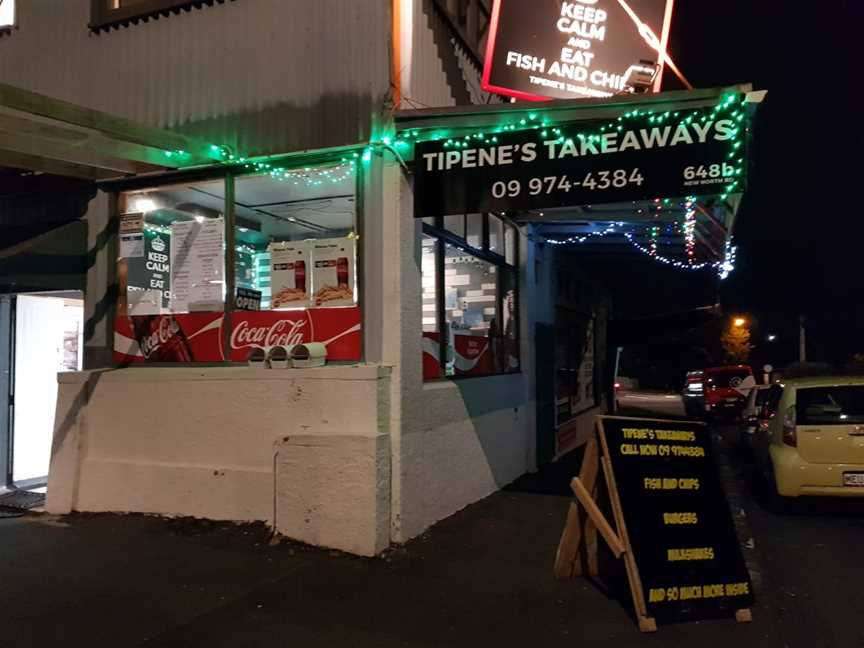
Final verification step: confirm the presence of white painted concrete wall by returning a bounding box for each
[386,159,537,543]
[47,365,391,550]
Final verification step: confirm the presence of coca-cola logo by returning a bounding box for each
[230,317,308,350]
[140,317,180,358]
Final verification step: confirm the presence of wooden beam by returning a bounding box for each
[0,131,163,175]
[0,82,221,163]
[0,149,116,180]
[0,111,179,169]
[571,477,625,558]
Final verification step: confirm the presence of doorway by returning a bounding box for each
[7,292,84,489]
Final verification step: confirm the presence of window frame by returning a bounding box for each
[90,0,232,32]
[422,213,520,381]
[108,149,365,366]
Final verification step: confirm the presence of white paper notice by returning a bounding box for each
[170,218,224,312]
[120,233,144,259]
[119,212,144,259]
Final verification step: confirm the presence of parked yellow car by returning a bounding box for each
[756,376,864,505]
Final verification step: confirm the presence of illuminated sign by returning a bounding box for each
[482,0,675,101]
[0,0,14,29]
[412,107,747,217]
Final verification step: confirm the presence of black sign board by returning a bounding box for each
[235,287,262,311]
[413,108,745,217]
[127,227,171,309]
[482,0,673,101]
[600,416,754,623]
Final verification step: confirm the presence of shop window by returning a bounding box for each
[466,213,484,249]
[233,168,357,311]
[421,214,519,380]
[443,214,465,239]
[90,0,229,31]
[114,160,362,364]
[489,215,505,257]
[421,236,441,380]
[504,223,517,266]
[119,179,227,316]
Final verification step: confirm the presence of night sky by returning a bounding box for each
[664,0,863,364]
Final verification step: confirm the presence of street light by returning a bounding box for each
[767,334,777,342]
[733,317,747,328]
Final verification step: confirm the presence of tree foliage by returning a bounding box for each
[722,323,753,363]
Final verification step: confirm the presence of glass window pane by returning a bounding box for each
[421,236,438,333]
[443,243,498,377]
[500,269,519,372]
[505,224,517,266]
[466,213,483,250]
[489,215,505,256]
[443,214,464,239]
[421,236,441,380]
[120,179,226,316]
[233,163,357,311]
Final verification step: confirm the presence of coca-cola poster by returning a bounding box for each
[114,307,361,363]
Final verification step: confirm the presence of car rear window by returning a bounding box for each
[796,386,864,425]
[706,370,751,389]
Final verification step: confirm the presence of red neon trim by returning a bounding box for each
[654,0,676,92]
[481,0,502,93]
[482,0,556,102]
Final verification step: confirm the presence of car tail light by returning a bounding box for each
[782,405,797,447]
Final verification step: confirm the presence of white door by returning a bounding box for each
[12,294,83,484]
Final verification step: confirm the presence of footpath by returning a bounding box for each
[1,450,783,647]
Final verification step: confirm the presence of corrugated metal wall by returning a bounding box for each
[407,0,499,109]
[0,0,392,157]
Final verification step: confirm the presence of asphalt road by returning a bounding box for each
[616,390,687,419]
[719,427,864,648]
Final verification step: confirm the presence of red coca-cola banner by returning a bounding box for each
[114,307,362,363]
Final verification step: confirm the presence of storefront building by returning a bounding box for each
[0,1,760,555]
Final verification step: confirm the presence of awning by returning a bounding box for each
[0,82,226,181]
[396,85,766,271]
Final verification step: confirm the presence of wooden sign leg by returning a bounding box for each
[597,423,657,633]
[554,437,600,580]
[554,502,584,580]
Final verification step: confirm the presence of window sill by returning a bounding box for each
[61,363,390,384]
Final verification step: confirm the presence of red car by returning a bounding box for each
[683,365,756,420]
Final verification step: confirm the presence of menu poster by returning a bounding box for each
[311,237,356,307]
[601,416,754,623]
[119,212,144,259]
[170,218,224,312]
[270,241,311,309]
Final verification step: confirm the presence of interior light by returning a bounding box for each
[133,197,157,213]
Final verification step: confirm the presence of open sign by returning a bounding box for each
[235,287,262,311]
